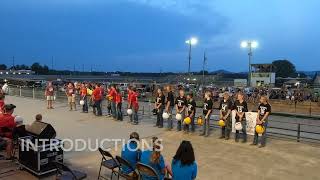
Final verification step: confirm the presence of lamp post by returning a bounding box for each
[241,40,258,86]
[185,37,198,78]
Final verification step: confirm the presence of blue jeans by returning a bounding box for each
[201,114,211,136]
[184,115,195,132]
[176,110,185,131]
[166,106,174,130]
[133,108,138,124]
[82,96,88,112]
[94,100,102,116]
[111,101,117,119]
[156,107,164,127]
[253,121,268,145]
[116,103,123,121]
[235,120,247,141]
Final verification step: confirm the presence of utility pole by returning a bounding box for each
[12,56,15,69]
[51,56,54,70]
[202,51,207,87]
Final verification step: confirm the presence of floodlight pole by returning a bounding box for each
[248,42,252,87]
[188,42,192,77]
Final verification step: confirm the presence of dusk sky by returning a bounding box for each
[0,0,319,72]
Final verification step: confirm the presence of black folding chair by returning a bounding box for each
[55,162,87,180]
[115,156,138,180]
[97,147,119,180]
[136,162,160,180]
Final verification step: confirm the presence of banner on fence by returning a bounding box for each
[232,111,257,135]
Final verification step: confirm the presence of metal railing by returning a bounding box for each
[6,86,320,144]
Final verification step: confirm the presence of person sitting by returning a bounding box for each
[12,116,27,139]
[121,132,140,174]
[140,137,166,180]
[0,104,17,160]
[171,141,197,180]
[35,114,42,122]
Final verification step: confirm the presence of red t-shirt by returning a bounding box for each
[45,86,54,96]
[127,91,132,104]
[130,92,139,110]
[0,113,16,138]
[80,88,87,97]
[116,92,122,104]
[66,87,75,96]
[93,87,103,101]
[108,88,117,102]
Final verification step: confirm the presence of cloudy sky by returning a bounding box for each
[0,0,319,72]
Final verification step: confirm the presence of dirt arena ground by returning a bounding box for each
[1,96,319,180]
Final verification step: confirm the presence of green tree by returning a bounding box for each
[0,64,7,70]
[272,60,297,78]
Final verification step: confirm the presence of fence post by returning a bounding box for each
[32,87,35,99]
[297,124,301,142]
[309,101,312,116]
[19,86,22,97]
[142,106,144,115]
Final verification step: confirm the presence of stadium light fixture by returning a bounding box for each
[240,40,259,86]
[185,37,198,80]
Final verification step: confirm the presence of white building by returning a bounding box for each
[250,64,276,87]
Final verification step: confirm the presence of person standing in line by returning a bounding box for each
[92,84,103,116]
[45,81,54,109]
[185,92,196,133]
[252,95,271,148]
[130,87,139,125]
[155,88,165,128]
[219,92,233,140]
[127,86,133,123]
[200,91,213,137]
[165,85,175,131]
[175,89,187,131]
[233,93,248,143]
[66,82,76,111]
[115,88,123,121]
[108,84,117,120]
[80,83,88,113]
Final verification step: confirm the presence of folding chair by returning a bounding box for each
[115,156,138,180]
[136,162,160,180]
[55,162,87,180]
[97,147,119,180]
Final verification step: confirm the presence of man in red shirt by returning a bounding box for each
[80,83,88,113]
[127,86,133,123]
[0,104,16,159]
[129,87,139,125]
[108,85,117,119]
[65,83,76,111]
[92,84,103,116]
[45,81,55,109]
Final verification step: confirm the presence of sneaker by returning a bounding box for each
[199,133,205,136]
[250,143,258,146]
[258,145,265,148]
[219,136,225,139]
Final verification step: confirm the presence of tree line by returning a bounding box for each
[0,60,308,78]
